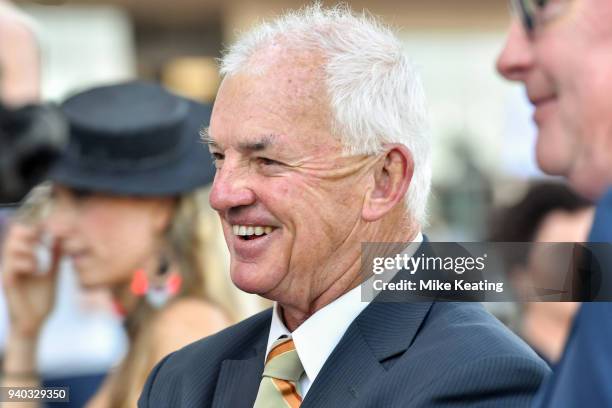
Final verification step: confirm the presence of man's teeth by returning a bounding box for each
[232,225,274,236]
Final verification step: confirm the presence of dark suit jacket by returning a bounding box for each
[534,188,612,407]
[139,298,549,407]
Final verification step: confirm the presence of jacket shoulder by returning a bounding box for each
[162,307,271,372]
[138,308,272,407]
[423,302,541,361]
[406,302,550,406]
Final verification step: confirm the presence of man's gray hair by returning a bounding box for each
[219,3,431,225]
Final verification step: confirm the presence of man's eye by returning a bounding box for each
[211,152,224,161]
[257,157,280,166]
[534,0,566,22]
[210,152,224,168]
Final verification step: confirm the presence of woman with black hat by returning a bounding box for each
[1,81,231,407]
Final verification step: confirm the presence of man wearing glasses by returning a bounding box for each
[498,1,612,406]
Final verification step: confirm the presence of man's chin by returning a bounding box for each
[535,141,573,178]
[229,262,279,295]
[534,121,578,176]
[535,155,605,200]
[535,155,568,178]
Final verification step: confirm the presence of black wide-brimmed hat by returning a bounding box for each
[48,81,215,196]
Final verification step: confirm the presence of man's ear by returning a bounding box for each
[362,144,414,222]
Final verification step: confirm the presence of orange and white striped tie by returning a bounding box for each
[254,337,305,408]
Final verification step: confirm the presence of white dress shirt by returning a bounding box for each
[264,232,423,397]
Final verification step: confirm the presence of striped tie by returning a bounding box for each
[254,337,304,408]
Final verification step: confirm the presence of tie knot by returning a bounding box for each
[264,338,304,382]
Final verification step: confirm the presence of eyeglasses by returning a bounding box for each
[512,0,575,37]
[510,0,550,34]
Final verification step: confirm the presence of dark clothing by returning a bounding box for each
[140,297,548,407]
[534,188,612,407]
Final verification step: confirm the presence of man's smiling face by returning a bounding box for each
[207,52,374,304]
[497,0,612,199]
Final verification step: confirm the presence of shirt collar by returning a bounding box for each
[265,232,423,384]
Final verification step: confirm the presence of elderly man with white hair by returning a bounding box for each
[139,5,548,407]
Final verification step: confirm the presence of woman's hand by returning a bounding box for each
[1,222,62,338]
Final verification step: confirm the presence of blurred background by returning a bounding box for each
[0,0,575,406]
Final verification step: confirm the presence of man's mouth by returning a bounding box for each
[232,224,276,241]
[527,89,558,107]
[531,96,556,106]
[529,94,558,125]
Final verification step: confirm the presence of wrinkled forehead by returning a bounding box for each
[209,49,339,155]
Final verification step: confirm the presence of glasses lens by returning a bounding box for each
[511,0,535,33]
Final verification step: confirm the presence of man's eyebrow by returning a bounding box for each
[199,130,279,152]
[238,134,278,152]
[200,127,217,148]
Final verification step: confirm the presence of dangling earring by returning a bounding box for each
[130,268,149,296]
[145,252,182,309]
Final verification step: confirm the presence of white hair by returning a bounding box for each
[219,3,431,225]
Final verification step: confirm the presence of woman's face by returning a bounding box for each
[45,185,173,289]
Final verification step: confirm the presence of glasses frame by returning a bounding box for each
[511,0,536,34]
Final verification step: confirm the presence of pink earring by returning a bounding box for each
[128,255,183,309]
[130,268,149,296]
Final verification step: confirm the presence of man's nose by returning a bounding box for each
[209,162,257,213]
[496,19,534,82]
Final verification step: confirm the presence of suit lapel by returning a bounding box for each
[300,316,384,407]
[303,240,435,406]
[302,300,433,407]
[211,320,269,408]
[211,351,266,408]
